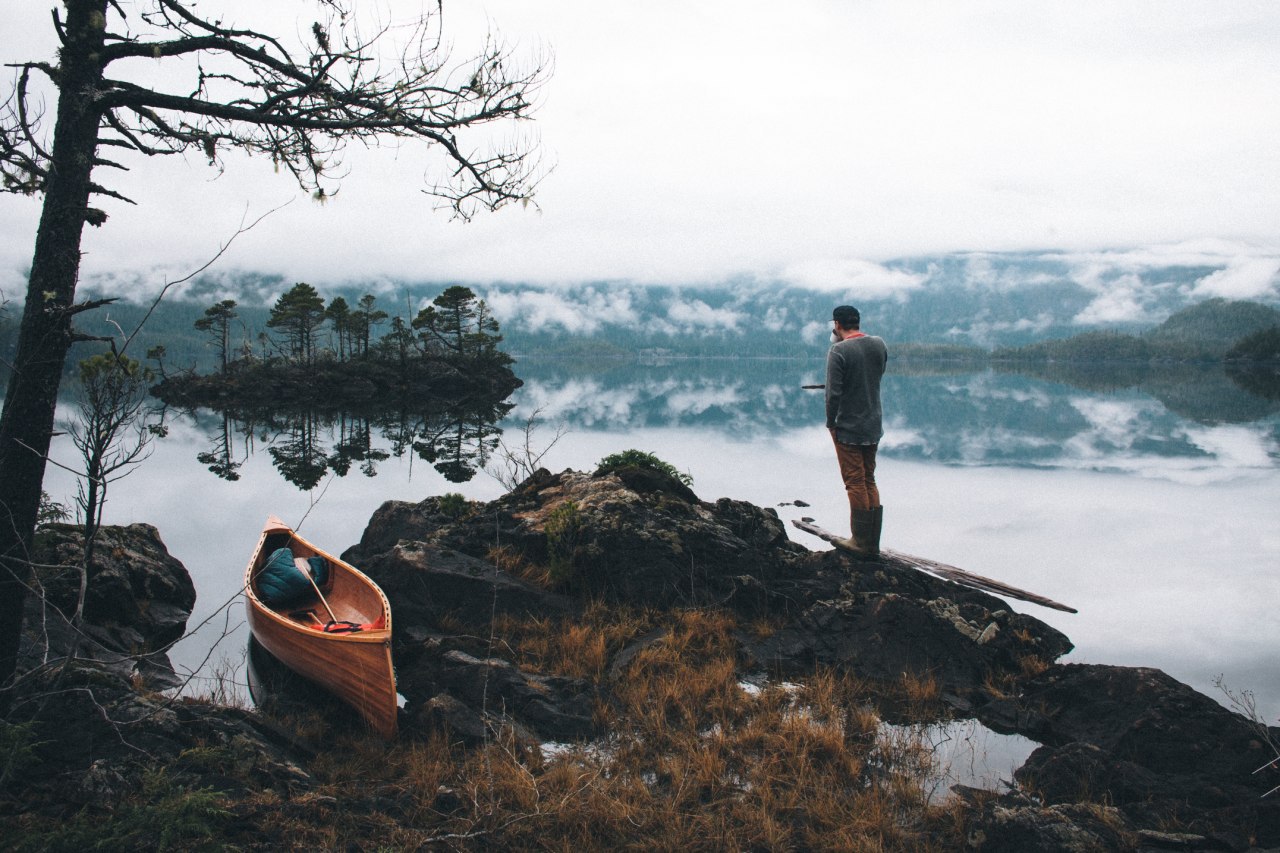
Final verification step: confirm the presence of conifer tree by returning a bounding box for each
[414,285,481,356]
[267,283,326,366]
[352,294,389,358]
[193,299,238,372]
[325,296,352,362]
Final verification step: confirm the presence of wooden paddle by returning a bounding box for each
[294,556,338,623]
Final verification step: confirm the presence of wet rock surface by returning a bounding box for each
[976,664,1280,848]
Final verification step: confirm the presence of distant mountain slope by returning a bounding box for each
[1148,298,1280,355]
[1227,326,1280,362]
[994,298,1280,362]
[4,250,1277,370]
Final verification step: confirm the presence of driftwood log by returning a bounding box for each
[790,518,1078,614]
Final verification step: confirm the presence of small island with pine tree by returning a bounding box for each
[152,284,521,412]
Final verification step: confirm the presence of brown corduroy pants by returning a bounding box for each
[832,437,880,512]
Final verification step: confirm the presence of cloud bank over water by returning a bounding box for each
[3,2,1280,296]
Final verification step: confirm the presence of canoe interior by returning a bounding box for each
[252,529,387,628]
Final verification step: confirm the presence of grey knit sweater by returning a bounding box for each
[825,334,888,445]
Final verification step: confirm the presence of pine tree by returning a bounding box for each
[326,297,352,362]
[267,283,327,366]
[193,300,238,372]
[414,285,480,356]
[352,294,389,358]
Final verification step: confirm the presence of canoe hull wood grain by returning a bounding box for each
[244,516,398,738]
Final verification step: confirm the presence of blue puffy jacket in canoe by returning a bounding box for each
[257,547,328,607]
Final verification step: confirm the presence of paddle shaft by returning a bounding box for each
[306,573,338,623]
[293,554,338,623]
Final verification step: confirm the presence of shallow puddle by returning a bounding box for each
[881,718,1038,800]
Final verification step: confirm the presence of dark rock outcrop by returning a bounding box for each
[5,659,315,812]
[977,664,1280,847]
[346,469,806,609]
[954,787,1139,853]
[20,523,197,686]
[402,650,596,743]
[344,467,1072,743]
[9,525,316,820]
[352,540,571,636]
[342,467,1276,847]
[745,551,1072,692]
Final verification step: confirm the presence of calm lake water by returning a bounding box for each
[39,358,1280,757]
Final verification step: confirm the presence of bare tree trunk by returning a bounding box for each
[0,0,107,695]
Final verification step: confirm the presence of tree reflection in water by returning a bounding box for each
[195,411,242,482]
[189,395,512,488]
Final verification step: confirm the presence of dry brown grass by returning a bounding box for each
[1018,653,1051,677]
[982,669,1017,701]
[488,544,548,586]
[138,605,971,850]
[493,599,657,682]
[900,669,941,706]
[744,613,786,640]
[471,608,961,851]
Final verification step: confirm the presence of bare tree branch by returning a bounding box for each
[118,199,291,359]
[4,1,549,218]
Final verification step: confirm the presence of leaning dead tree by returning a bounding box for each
[0,0,549,694]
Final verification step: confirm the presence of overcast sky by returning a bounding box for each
[3,0,1280,298]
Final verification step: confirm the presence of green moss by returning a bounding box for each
[0,721,44,788]
[11,769,232,852]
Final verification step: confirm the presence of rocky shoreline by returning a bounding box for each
[5,468,1277,850]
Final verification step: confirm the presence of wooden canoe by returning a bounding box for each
[244,516,398,738]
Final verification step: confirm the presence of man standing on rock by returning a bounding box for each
[826,305,888,556]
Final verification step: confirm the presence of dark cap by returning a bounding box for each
[832,305,860,326]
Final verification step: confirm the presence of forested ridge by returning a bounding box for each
[4,288,1277,377]
[993,298,1280,363]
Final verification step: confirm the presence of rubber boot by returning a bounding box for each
[867,506,883,555]
[833,509,879,559]
[853,509,880,558]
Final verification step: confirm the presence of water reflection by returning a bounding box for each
[997,360,1280,424]
[506,359,1280,474]
[179,396,511,489]
[159,360,1279,488]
